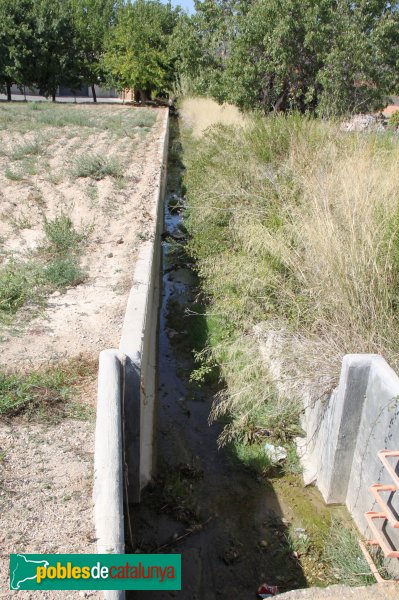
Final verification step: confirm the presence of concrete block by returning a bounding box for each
[119,110,169,502]
[316,354,374,503]
[346,356,399,564]
[93,349,125,555]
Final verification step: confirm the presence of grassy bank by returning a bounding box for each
[180,106,399,448]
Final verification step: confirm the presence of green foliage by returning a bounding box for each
[181,111,399,445]
[43,214,85,255]
[11,139,43,161]
[70,0,116,99]
[0,261,34,314]
[30,0,79,99]
[0,0,35,98]
[323,519,388,586]
[43,258,85,288]
[388,110,399,130]
[171,1,236,101]
[71,153,123,180]
[233,440,273,475]
[0,215,88,322]
[5,167,23,180]
[176,0,399,115]
[103,0,180,99]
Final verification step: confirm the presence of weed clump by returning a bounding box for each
[0,215,88,323]
[43,214,86,256]
[43,258,85,289]
[323,519,389,586]
[72,153,123,180]
[0,262,33,315]
[0,357,96,420]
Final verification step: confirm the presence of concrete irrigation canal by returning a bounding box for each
[93,113,399,600]
[122,118,345,599]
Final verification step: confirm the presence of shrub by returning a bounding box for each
[43,258,86,289]
[71,153,123,180]
[388,110,399,130]
[11,140,43,161]
[43,214,85,256]
[0,262,31,315]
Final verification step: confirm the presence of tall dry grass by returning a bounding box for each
[182,110,399,442]
[179,97,247,137]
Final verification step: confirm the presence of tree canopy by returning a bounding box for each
[103,0,180,101]
[0,0,397,113]
[176,0,399,115]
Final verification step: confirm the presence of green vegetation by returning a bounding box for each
[0,357,96,420]
[103,0,180,102]
[174,0,399,115]
[0,103,156,137]
[43,258,85,289]
[71,153,123,180]
[10,139,43,161]
[323,519,389,586]
[180,113,399,447]
[388,110,399,130]
[4,167,23,181]
[70,0,116,102]
[1,0,397,114]
[0,215,88,323]
[43,213,86,255]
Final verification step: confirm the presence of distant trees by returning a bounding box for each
[103,0,180,102]
[30,0,78,101]
[71,0,117,101]
[0,0,397,114]
[0,0,35,100]
[0,0,181,102]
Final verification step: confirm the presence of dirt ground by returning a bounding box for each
[0,103,165,369]
[0,103,167,597]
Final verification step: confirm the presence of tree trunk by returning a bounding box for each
[6,81,11,102]
[52,92,56,102]
[136,88,150,103]
[91,84,97,103]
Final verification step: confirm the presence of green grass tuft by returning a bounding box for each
[43,258,85,289]
[11,140,43,161]
[43,214,86,256]
[0,262,33,315]
[71,153,123,180]
[0,358,96,420]
[323,519,389,586]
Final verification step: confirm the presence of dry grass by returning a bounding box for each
[181,108,399,442]
[179,97,247,137]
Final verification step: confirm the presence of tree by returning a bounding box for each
[30,0,79,101]
[71,0,116,102]
[172,0,245,101]
[316,1,399,116]
[175,0,399,116]
[0,0,35,101]
[103,0,180,102]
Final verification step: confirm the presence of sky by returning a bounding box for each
[162,0,195,13]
